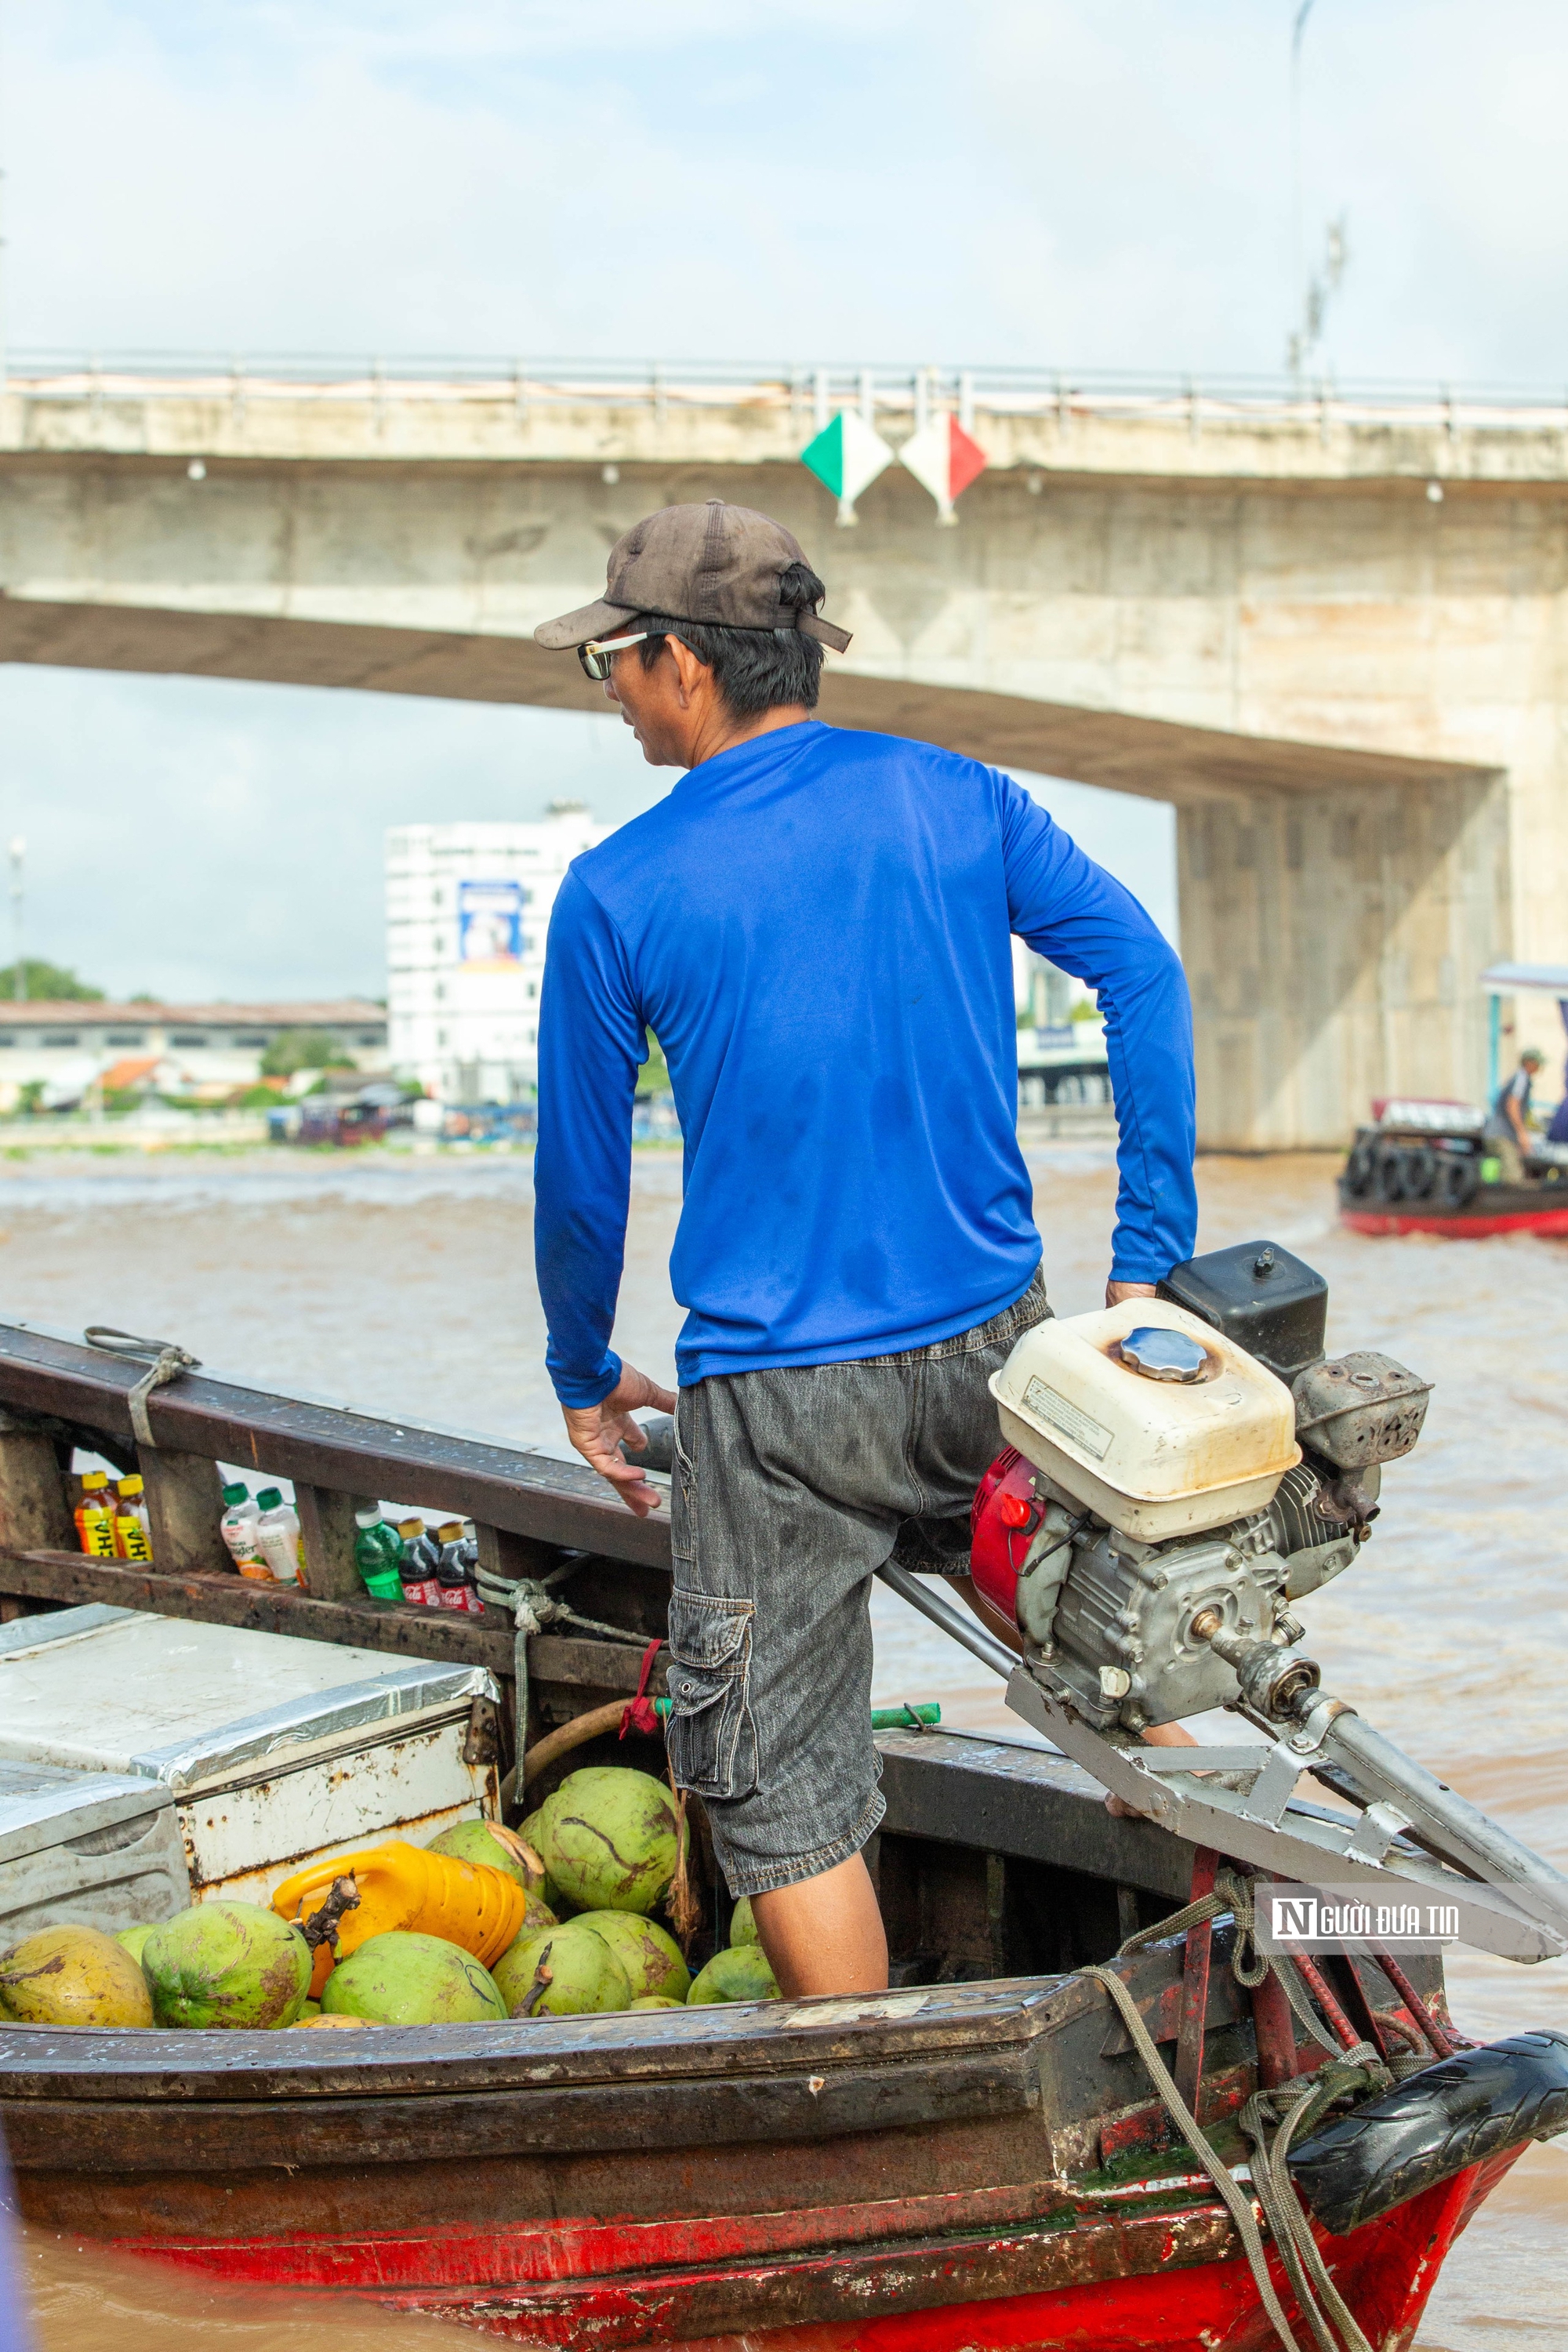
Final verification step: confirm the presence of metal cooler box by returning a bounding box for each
[0,1605,501,1907]
[0,1755,189,1939]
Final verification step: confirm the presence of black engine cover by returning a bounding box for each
[1157,1239,1328,1381]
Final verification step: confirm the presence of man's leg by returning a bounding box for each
[665,1366,909,1997]
[751,1850,888,1998]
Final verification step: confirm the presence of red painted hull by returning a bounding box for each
[1341,1203,1568,1238]
[118,2151,1519,2351]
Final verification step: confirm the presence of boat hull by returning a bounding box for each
[78,2153,1520,2351]
[1339,1182,1568,1238]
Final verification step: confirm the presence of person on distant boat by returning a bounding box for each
[1486,1045,1544,1182]
[530,501,1196,1999]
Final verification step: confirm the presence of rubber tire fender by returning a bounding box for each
[1403,1145,1438,1200]
[1371,1142,1409,1203]
[1342,1139,1377,1198]
[1290,2030,1568,2237]
[1436,1152,1480,1210]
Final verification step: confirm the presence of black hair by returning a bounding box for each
[634,561,828,716]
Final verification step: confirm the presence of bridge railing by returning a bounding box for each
[7,351,1568,434]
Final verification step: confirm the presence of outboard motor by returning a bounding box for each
[884,1240,1568,1964]
[971,1241,1429,1731]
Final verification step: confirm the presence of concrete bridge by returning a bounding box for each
[5,356,1568,1149]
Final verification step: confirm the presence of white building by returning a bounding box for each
[0,1001,387,1112]
[386,811,609,1102]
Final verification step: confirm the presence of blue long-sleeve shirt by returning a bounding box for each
[535,720,1196,1406]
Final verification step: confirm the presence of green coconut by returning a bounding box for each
[629,1994,686,2010]
[572,1910,690,2004]
[0,1925,153,2027]
[493,1922,632,2019]
[687,1945,780,2006]
[321,1931,506,2026]
[519,1807,568,1914]
[114,1922,158,1965]
[728,1897,759,1947]
[142,1901,310,2031]
[425,1817,547,1897]
[535,1769,679,1915]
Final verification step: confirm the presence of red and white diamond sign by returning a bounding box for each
[898,414,989,522]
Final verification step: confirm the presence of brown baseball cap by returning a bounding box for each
[534,499,851,653]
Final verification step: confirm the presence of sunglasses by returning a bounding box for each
[578,630,662,684]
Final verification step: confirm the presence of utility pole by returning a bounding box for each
[1288,0,1316,379]
[0,0,9,399]
[9,837,24,1001]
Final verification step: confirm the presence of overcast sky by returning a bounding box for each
[2,0,1564,1000]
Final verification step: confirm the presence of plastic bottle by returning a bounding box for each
[111,1475,152,1563]
[354,1505,405,1602]
[434,1519,474,1612]
[456,1525,486,1616]
[220,1483,270,1580]
[254,1487,304,1588]
[397,1517,441,1607]
[74,1471,118,1559]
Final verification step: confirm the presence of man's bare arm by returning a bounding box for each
[562,1363,678,1518]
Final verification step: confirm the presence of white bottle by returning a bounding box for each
[254,1487,304,1588]
[220,1483,269,1577]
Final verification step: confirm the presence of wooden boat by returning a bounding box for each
[1337,1113,1568,1239]
[1341,964,1568,1237]
[1,1318,1564,2350]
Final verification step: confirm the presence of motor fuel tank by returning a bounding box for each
[988,1298,1301,1540]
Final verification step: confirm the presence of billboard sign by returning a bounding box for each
[458,880,527,971]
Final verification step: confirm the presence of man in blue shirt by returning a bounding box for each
[533,500,1196,1998]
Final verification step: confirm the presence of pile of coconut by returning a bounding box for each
[0,1766,778,2032]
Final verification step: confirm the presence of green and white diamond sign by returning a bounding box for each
[800,411,895,526]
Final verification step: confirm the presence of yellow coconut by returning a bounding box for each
[0,1926,154,2027]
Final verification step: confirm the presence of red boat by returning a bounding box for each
[0,1316,1565,2349]
[1341,962,1568,1236]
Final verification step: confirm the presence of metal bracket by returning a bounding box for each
[1004,1665,1567,1962]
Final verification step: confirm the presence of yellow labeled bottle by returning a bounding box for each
[112,1475,153,1563]
[74,1472,118,1559]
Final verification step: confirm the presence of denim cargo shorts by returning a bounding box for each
[665,1272,1051,1899]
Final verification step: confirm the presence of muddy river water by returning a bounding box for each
[1,1141,1563,2350]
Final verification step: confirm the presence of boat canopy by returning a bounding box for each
[1480,961,1568,996]
[1479,964,1568,1097]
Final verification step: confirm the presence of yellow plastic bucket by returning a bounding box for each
[272,1839,527,1980]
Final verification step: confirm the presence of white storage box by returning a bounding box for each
[0,1606,500,1907]
[0,1755,189,1939]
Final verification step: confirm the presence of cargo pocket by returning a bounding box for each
[665,1588,758,1802]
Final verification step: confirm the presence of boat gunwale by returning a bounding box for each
[0,1319,670,1566]
[0,1965,1127,2103]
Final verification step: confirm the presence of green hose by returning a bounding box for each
[649,1697,940,1730]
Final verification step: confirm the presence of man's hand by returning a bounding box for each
[561,1364,679,1518]
[1105,1278,1159,1309]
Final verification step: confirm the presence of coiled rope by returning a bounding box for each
[83,1327,201,1450]
[1084,1868,1392,2352]
[473,1556,661,1808]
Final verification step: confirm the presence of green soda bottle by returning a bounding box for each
[354,1504,405,1601]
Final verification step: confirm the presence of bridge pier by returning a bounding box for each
[1178,771,1508,1152]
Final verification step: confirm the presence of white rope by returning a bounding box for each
[83,1326,201,1450]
